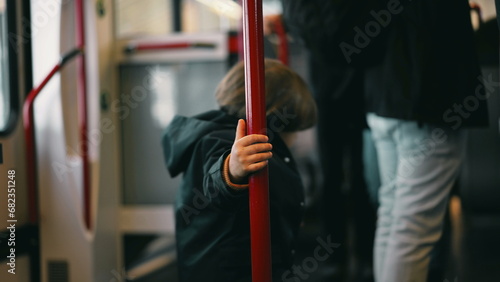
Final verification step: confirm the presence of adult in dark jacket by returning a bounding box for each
[362,1,489,282]
[364,0,488,127]
[284,0,490,281]
[162,59,317,281]
[497,0,500,30]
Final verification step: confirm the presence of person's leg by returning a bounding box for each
[350,126,376,278]
[366,113,400,282]
[427,205,452,282]
[381,121,464,282]
[310,61,366,278]
[363,128,381,208]
[316,98,348,273]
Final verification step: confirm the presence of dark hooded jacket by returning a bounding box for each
[162,110,305,282]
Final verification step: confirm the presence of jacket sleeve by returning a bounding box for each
[199,132,249,209]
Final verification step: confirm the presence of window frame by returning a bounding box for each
[0,0,20,137]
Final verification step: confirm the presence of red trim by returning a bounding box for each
[125,42,216,53]
[23,3,89,229]
[273,19,289,66]
[24,64,62,224]
[136,42,191,51]
[242,0,272,281]
[228,34,239,54]
[76,0,91,231]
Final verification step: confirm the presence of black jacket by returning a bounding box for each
[162,110,305,282]
[282,0,387,125]
[363,0,489,127]
[283,0,388,67]
[284,0,489,127]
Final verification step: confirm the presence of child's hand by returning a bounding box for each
[229,119,273,184]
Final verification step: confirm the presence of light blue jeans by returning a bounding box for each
[367,113,464,282]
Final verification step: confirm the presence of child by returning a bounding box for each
[162,59,317,281]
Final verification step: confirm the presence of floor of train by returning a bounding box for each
[133,196,500,282]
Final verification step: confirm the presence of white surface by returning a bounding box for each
[31,0,121,281]
[120,205,175,234]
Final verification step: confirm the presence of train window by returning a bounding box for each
[0,0,10,132]
[115,0,174,38]
[182,0,281,32]
[181,0,240,32]
[113,0,286,36]
[115,0,244,37]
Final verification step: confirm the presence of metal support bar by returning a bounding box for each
[242,0,272,281]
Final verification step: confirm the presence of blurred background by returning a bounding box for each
[0,0,498,281]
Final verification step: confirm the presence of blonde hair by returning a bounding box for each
[215,59,317,132]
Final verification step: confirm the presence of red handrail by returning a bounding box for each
[24,0,90,230]
[24,64,60,225]
[272,17,289,65]
[23,48,83,225]
[242,0,272,281]
[76,0,91,231]
[124,42,216,53]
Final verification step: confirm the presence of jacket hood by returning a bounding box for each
[162,110,237,177]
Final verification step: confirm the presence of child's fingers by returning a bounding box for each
[246,160,270,173]
[235,119,247,141]
[246,151,273,164]
[245,143,273,155]
[230,122,272,179]
[236,134,269,147]
[232,148,272,166]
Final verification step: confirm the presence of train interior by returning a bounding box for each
[0,0,499,281]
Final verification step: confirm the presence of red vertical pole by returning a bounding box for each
[274,18,289,66]
[242,0,272,281]
[76,0,91,230]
